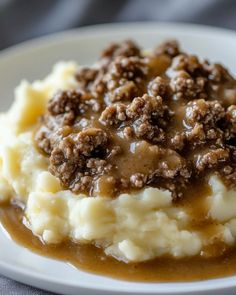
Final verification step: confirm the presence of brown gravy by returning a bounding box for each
[2,40,236,283]
[1,202,236,282]
[35,39,236,200]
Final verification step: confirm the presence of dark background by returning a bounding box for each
[0,0,236,294]
[0,0,236,50]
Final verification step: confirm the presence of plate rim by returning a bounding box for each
[1,21,236,294]
[1,21,236,60]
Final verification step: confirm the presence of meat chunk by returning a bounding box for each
[225,105,236,140]
[99,103,127,126]
[148,76,170,98]
[219,165,236,188]
[49,128,110,192]
[130,173,147,188]
[155,40,180,58]
[50,135,85,186]
[203,62,233,83]
[75,67,98,90]
[73,128,108,157]
[104,56,149,102]
[172,54,204,76]
[185,99,225,127]
[183,99,225,148]
[170,71,207,100]
[46,90,101,126]
[126,94,166,120]
[48,90,81,116]
[100,94,172,143]
[195,148,229,172]
[100,39,141,59]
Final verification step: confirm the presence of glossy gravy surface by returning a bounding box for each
[1,190,236,283]
[2,40,236,282]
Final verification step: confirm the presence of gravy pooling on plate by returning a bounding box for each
[1,40,236,281]
[3,199,236,282]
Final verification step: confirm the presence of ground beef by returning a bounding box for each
[225,105,236,140]
[170,132,186,151]
[49,136,84,186]
[47,90,101,124]
[100,94,171,143]
[172,54,204,76]
[126,94,167,120]
[181,99,225,148]
[194,148,229,172]
[49,128,111,192]
[126,95,170,142]
[72,128,108,156]
[35,39,236,198]
[100,39,141,60]
[155,40,180,58]
[170,71,207,100]
[130,173,147,188]
[75,52,149,103]
[185,99,225,127]
[203,62,234,83]
[104,55,149,102]
[219,165,236,188]
[148,76,170,98]
[75,67,98,90]
[170,54,234,102]
[48,90,82,121]
[99,103,127,126]
[35,90,101,155]
[35,123,53,154]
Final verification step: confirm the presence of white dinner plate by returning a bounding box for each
[1,22,236,295]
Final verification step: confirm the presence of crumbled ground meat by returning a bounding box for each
[48,90,82,122]
[35,124,52,154]
[219,164,236,188]
[104,56,149,102]
[148,76,170,98]
[170,71,207,100]
[47,89,101,125]
[155,40,180,58]
[100,39,141,60]
[170,132,186,151]
[185,99,225,127]
[100,94,172,143]
[203,62,234,83]
[49,128,111,192]
[75,67,98,90]
[225,105,236,140]
[75,46,149,103]
[172,54,204,76]
[73,128,108,156]
[170,54,234,102]
[181,99,225,148]
[126,94,170,142]
[130,173,147,188]
[99,103,127,126]
[35,39,236,198]
[126,94,167,120]
[36,89,103,155]
[194,148,229,172]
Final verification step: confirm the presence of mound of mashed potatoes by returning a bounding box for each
[0,61,236,263]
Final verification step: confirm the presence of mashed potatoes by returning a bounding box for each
[1,62,236,262]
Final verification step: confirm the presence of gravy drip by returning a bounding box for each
[1,181,236,282]
[2,40,236,282]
